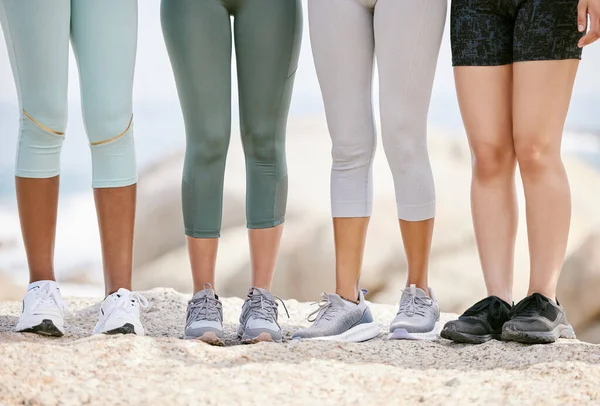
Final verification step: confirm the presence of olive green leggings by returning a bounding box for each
[161,0,302,238]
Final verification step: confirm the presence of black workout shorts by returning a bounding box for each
[451,0,584,66]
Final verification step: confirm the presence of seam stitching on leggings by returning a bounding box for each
[90,114,133,146]
[22,110,65,136]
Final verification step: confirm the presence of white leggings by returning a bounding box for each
[308,0,447,220]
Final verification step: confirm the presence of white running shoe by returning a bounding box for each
[93,288,149,336]
[16,280,66,337]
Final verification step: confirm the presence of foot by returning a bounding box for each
[93,288,148,336]
[16,280,66,337]
[501,293,576,344]
[237,287,288,343]
[388,284,440,340]
[292,290,380,342]
[440,296,511,344]
[184,283,224,346]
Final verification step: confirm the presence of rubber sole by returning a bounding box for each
[17,319,64,337]
[501,323,576,344]
[439,324,501,344]
[104,323,136,335]
[241,332,280,344]
[184,331,225,346]
[389,322,440,341]
[300,321,380,343]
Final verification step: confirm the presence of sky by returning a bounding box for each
[1,0,600,124]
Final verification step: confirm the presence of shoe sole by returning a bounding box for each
[184,331,225,346]
[240,332,280,344]
[501,324,576,344]
[104,323,136,335]
[440,324,501,344]
[300,321,380,343]
[17,319,63,337]
[389,322,440,341]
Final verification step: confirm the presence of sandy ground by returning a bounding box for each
[1,289,599,406]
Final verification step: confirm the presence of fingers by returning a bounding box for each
[578,0,588,32]
[578,16,600,47]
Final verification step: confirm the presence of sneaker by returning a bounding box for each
[184,283,224,346]
[237,287,288,343]
[292,290,380,342]
[501,293,576,344]
[16,280,66,337]
[440,296,511,344]
[93,288,148,336]
[388,284,440,340]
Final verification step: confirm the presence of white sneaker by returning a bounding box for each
[16,280,66,337]
[93,288,148,336]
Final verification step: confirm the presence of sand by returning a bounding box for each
[1,288,599,406]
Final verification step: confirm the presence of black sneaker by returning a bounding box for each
[440,296,511,344]
[501,293,576,344]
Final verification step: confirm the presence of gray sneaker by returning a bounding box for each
[184,283,224,346]
[237,287,288,343]
[389,284,440,340]
[292,290,380,342]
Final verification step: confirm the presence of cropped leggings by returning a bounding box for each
[161,0,302,238]
[0,0,138,188]
[309,0,446,220]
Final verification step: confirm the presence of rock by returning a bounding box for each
[558,232,600,343]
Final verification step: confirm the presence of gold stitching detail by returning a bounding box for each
[90,115,133,146]
[23,110,65,136]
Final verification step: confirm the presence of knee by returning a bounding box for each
[16,107,67,179]
[471,140,516,181]
[187,125,229,166]
[514,135,561,177]
[242,123,280,163]
[331,133,375,171]
[87,114,137,188]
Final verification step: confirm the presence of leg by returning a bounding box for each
[440,0,518,344]
[456,66,516,304]
[71,0,138,295]
[513,62,576,299]
[161,0,232,294]
[512,0,583,300]
[0,0,70,283]
[308,0,376,301]
[374,0,446,293]
[234,0,302,291]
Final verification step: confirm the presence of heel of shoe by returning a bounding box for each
[559,325,576,339]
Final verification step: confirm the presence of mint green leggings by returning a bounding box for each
[161,0,302,238]
[0,0,137,188]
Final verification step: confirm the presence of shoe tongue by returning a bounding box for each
[402,285,427,300]
[28,280,57,291]
[249,287,272,300]
[192,287,216,301]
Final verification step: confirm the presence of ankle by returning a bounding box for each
[336,287,359,303]
[406,282,429,295]
[488,290,512,305]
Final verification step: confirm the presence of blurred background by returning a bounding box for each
[1,1,600,342]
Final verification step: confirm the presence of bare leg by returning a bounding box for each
[188,237,219,294]
[454,66,516,304]
[16,176,60,283]
[248,225,283,290]
[400,219,434,292]
[94,185,136,296]
[512,60,579,300]
[333,218,370,301]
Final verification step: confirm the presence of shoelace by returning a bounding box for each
[115,291,149,313]
[307,293,341,324]
[510,294,547,318]
[32,283,65,313]
[187,295,222,324]
[397,293,433,317]
[463,296,505,319]
[247,289,289,321]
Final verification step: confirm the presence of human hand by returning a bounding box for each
[578,0,600,47]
